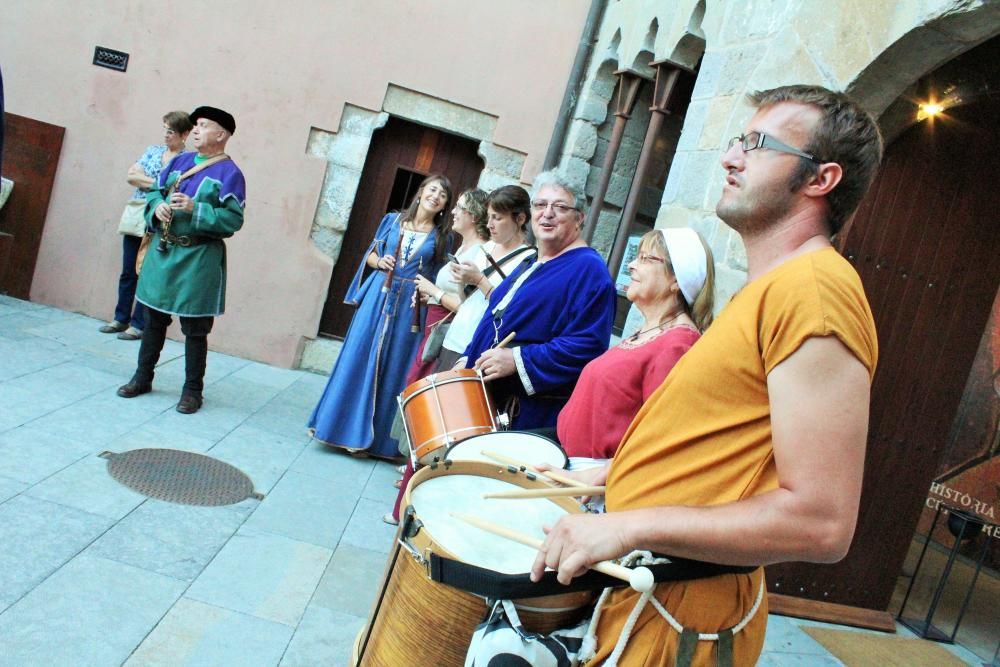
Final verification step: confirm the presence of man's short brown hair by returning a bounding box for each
[749,85,884,235]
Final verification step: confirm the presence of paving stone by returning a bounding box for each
[360,459,402,504]
[185,526,331,627]
[0,496,114,610]
[0,394,66,432]
[124,597,293,667]
[0,475,27,503]
[230,362,305,390]
[310,543,390,619]
[242,470,360,548]
[117,419,219,453]
[280,372,333,405]
[0,554,185,666]
[88,498,255,582]
[24,393,162,450]
[0,335,77,379]
[338,497,398,554]
[25,454,146,520]
[289,440,374,485]
[0,295,46,309]
[0,425,97,483]
[756,652,845,666]
[71,349,143,378]
[21,315,122,348]
[2,360,123,406]
[202,350,254,384]
[149,402,253,443]
[208,424,310,494]
[208,374,286,411]
[243,397,313,439]
[280,605,365,667]
[763,615,832,654]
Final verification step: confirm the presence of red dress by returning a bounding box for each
[556,325,700,459]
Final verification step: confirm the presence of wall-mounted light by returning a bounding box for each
[918,102,944,119]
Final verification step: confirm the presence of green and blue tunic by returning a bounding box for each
[137,153,246,317]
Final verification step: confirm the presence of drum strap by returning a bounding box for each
[427,552,756,600]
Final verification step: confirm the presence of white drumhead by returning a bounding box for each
[410,474,568,574]
[446,432,568,469]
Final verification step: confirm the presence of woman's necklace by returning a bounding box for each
[627,310,685,343]
[404,216,434,232]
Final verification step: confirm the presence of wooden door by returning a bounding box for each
[0,113,65,298]
[766,97,1000,609]
[319,117,484,338]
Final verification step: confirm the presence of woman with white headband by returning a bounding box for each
[556,227,715,463]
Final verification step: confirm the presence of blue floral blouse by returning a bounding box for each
[132,144,168,200]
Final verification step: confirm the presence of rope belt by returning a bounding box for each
[579,551,765,667]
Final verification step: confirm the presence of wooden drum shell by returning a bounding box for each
[353,461,594,667]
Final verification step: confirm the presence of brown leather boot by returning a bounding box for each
[176,393,203,414]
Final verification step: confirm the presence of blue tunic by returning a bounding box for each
[309,213,445,457]
[463,246,616,430]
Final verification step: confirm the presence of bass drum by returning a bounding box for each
[352,460,592,666]
[445,431,568,469]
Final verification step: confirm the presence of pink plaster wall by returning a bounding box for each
[0,0,587,366]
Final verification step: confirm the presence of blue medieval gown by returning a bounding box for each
[463,246,616,430]
[309,213,445,458]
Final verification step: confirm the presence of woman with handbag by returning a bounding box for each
[99,111,192,340]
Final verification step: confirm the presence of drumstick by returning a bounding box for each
[483,486,605,499]
[479,449,589,488]
[450,512,654,593]
[495,331,516,349]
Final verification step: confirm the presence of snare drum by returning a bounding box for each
[399,369,496,465]
[446,431,568,469]
[353,461,593,667]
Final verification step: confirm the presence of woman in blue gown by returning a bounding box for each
[309,175,454,458]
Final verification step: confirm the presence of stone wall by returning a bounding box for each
[559,0,1000,308]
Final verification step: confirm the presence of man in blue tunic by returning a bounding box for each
[464,171,616,429]
[117,106,246,414]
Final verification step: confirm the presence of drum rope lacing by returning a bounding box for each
[577,550,765,666]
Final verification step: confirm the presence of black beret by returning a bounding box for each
[190,106,236,135]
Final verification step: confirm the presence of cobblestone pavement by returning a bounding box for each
[0,296,983,666]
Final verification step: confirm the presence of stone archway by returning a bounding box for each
[847,4,1000,127]
[300,85,527,371]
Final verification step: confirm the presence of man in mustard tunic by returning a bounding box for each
[531,86,884,665]
[117,106,245,414]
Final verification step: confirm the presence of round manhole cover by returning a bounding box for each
[102,448,262,506]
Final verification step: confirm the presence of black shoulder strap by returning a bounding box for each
[427,552,757,600]
[464,246,537,297]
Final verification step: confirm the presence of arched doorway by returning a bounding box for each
[767,37,1000,611]
[318,117,484,339]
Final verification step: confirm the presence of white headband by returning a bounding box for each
[660,228,707,306]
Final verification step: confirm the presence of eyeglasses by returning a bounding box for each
[531,200,579,215]
[727,131,822,163]
[635,252,666,265]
